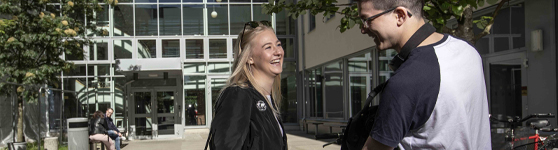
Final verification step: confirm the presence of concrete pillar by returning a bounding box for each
[44,137,58,150]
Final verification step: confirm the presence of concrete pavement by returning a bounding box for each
[121,128,341,150]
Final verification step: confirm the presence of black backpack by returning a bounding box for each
[340,82,386,150]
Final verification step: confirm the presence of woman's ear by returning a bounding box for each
[248,57,254,65]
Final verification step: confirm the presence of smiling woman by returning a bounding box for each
[206,21,288,150]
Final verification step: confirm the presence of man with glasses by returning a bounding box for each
[356,0,491,149]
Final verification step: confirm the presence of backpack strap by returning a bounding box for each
[363,82,388,108]
[204,128,214,150]
[389,23,436,71]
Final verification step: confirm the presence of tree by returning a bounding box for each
[0,0,104,143]
[263,0,508,45]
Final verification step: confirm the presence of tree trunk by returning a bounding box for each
[17,102,23,142]
[454,5,476,45]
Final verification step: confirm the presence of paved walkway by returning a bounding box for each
[121,128,341,150]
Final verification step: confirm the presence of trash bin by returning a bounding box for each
[67,118,89,150]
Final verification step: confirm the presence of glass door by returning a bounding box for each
[132,90,177,138]
[205,76,229,126]
[133,91,153,138]
[155,91,176,135]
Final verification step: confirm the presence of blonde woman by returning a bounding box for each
[206,21,287,150]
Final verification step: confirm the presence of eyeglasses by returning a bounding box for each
[361,7,412,28]
[238,20,272,52]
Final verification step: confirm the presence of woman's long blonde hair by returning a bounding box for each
[223,21,282,117]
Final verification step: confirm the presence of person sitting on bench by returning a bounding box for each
[105,108,122,150]
[89,111,115,150]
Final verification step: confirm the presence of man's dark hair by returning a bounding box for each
[356,0,424,18]
[106,108,114,112]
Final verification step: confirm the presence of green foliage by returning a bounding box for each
[263,0,360,33]
[263,0,503,39]
[0,0,103,102]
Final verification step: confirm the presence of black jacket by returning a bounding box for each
[89,117,109,135]
[209,86,287,150]
[105,116,120,132]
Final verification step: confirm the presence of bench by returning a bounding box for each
[309,122,323,136]
[304,119,348,139]
[324,124,347,134]
[89,141,105,150]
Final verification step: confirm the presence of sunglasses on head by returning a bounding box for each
[238,20,272,53]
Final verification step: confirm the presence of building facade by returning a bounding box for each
[295,0,558,140]
[50,0,298,139]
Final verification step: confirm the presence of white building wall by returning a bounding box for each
[298,0,376,70]
[524,0,557,124]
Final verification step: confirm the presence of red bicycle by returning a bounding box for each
[491,113,557,150]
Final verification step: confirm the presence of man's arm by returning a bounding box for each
[362,136,394,150]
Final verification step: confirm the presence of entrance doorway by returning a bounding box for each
[131,89,179,139]
[485,52,527,119]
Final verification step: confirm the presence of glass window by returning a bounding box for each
[113,77,126,128]
[114,5,134,36]
[91,5,110,37]
[348,61,367,72]
[276,10,296,35]
[184,76,206,126]
[135,5,158,36]
[88,64,111,77]
[186,39,204,59]
[114,39,133,59]
[350,76,366,116]
[324,61,343,118]
[183,5,204,35]
[138,40,157,58]
[378,49,395,83]
[282,61,296,74]
[66,64,87,76]
[207,62,230,73]
[136,0,157,3]
[310,68,323,117]
[207,4,229,35]
[63,78,88,117]
[309,14,316,32]
[253,5,272,22]
[118,0,132,2]
[494,37,509,52]
[511,6,525,49]
[493,7,510,35]
[209,39,227,59]
[89,77,112,106]
[97,5,109,27]
[230,5,251,35]
[160,0,181,2]
[208,0,228,2]
[184,0,203,2]
[280,74,297,123]
[475,38,489,55]
[65,47,85,61]
[184,63,206,73]
[279,38,295,58]
[90,40,109,61]
[160,5,181,36]
[162,39,180,58]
